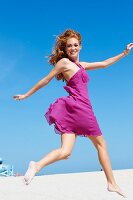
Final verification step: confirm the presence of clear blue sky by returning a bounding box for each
[0,0,133,175]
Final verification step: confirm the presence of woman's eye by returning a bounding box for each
[67,44,78,48]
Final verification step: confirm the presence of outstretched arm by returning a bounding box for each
[13,58,67,101]
[81,43,133,70]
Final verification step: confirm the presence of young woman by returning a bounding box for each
[13,29,133,197]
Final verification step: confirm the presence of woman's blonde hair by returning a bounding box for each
[48,29,82,81]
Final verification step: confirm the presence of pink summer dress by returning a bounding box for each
[45,62,102,137]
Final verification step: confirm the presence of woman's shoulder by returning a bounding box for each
[57,58,70,65]
[53,58,71,73]
[55,58,72,71]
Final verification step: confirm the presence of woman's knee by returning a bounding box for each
[88,135,107,150]
[96,138,107,151]
[60,148,72,159]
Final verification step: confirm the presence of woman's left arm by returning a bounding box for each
[81,43,133,70]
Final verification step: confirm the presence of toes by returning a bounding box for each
[23,161,37,185]
[107,185,127,198]
[116,191,127,198]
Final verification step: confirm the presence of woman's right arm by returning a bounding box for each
[13,58,67,101]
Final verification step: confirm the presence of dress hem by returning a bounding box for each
[45,112,102,137]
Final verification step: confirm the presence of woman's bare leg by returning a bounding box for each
[24,133,77,185]
[87,135,126,198]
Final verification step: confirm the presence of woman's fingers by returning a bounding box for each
[127,43,133,50]
[13,95,24,100]
[13,95,20,100]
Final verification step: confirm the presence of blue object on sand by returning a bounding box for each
[0,158,14,176]
[0,158,3,165]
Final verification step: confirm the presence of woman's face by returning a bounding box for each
[65,37,81,61]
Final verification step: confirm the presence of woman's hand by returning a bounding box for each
[13,94,27,101]
[124,43,133,55]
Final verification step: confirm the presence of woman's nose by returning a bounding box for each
[71,46,75,50]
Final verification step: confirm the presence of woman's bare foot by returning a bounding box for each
[23,161,38,185]
[107,182,127,198]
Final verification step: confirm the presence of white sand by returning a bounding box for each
[0,169,133,200]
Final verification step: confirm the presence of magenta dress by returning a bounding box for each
[45,62,102,137]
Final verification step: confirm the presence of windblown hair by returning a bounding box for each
[48,29,82,81]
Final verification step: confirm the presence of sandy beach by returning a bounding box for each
[0,169,133,200]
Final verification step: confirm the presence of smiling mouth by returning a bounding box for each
[70,51,77,54]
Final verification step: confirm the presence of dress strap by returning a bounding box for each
[74,62,83,68]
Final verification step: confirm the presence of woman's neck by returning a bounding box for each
[68,57,79,63]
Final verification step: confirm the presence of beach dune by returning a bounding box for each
[0,169,133,200]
